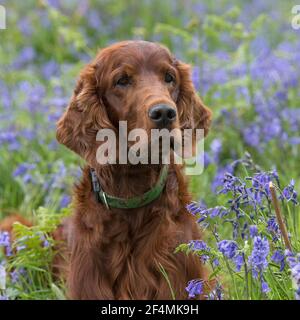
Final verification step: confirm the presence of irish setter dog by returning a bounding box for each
[55,40,212,300]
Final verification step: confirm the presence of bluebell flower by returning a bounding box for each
[186,202,205,216]
[296,288,300,300]
[210,139,222,163]
[0,264,6,290]
[192,66,200,91]
[0,131,18,146]
[200,255,210,263]
[280,180,298,205]
[17,17,33,37]
[207,283,223,300]
[232,221,239,239]
[243,124,262,151]
[43,240,50,248]
[188,240,210,263]
[212,258,220,267]
[186,279,203,298]
[285,250,300,300]
[10,268,26,284]
[203,152,211,168]
[0,231,10,247]
[248,236,269,278]
[209,206,228,218]
[87,10,103,30]
[188,240,210,252]
[41,60,60,80]
[241,222,248,240]
[271,250,285,271]
[246,172,274,204]
[211,165,234,193]
[47,0,60,8]
[217,240,238,259]
[0,231,12,257]
[249,225,258,238]
[234,254,244,272]
[267,217,280,242]
[219,172,244,195]
[262,281,270,293]
[16,245,27,252]
[13,163,36,177]
[59,194,71,209]
[12,46,36,69]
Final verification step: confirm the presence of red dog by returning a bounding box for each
[56,40,212,300]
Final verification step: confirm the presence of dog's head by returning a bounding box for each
[56,40,212,166]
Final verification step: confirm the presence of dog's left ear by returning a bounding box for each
[175,60,212,140]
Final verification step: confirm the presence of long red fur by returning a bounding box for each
[55,40,212,300]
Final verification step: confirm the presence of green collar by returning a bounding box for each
[90,165,169,209]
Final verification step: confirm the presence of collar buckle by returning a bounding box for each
[101,192,110,210]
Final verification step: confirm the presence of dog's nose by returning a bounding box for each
[148,104,177,127]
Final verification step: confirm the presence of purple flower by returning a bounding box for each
[46,0,60,7]
[188,240,210,263]
[262,281,270,293]
[246,172,274,204]
[207,283,223,300]
[271,250,285,271]
[12,46,36,69]
[0,131,18,145]
[186,279,204,298]
[212,258,220,267]
[296,288,300,300]
[210,139,222,163]
[211,165,234,193]
[267,217,280,242]
[248,236,269,278]
[10,268,26,284]
[249,225,258,238]
[41,60,60,80]
[17,17,33,37]
[59,194,71,208]
[234,254,244,272]
[241,222,248,240]
[281,180,298,205]
[209,206,228,218]
[217,240,238,259]
[0,231,10,247]
[43,240,50,248]
[218,172,244,195]
[285,250,300,300]
[16,245,26,252]
[186,202,205,216]
[188,240,210,252]
[87,10,102,29]
[13,163,36,177]
[192,67,200,91]
[0,231,12,257]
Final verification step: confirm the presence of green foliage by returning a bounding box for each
[0,207,70,300]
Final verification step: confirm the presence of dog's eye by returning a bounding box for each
[165,72,175,84]
[116,75,131,87]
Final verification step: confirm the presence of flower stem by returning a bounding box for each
[243,253,249,300]
[269,182,292,251]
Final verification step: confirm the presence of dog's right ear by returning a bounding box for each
[56,62,114,162]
